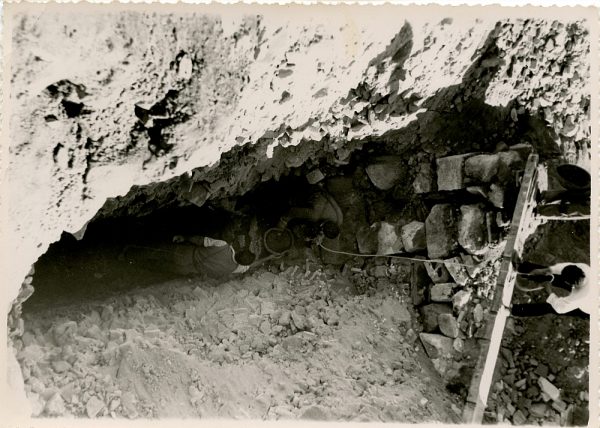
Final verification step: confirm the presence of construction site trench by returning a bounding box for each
[13,116,589,423]
[5,10,592,425]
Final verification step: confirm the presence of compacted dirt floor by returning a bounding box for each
[19,255,462,422]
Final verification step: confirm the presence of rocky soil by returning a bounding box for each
[17,260,461,422]
[486,220,590,426]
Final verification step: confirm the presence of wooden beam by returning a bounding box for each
[463,154,539,424]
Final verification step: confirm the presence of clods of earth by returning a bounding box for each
[17,261,463,421]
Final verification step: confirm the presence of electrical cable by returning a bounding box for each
[317,242,485,268]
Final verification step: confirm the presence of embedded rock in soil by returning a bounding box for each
[419,333,454,359]
[425,204,459,259]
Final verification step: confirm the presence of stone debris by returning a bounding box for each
[451,290,471,312]
[86,395,105,418]
[425,204,458,259]
[538,377,560,401]
[401,221,426,253]
[45,392,67,416]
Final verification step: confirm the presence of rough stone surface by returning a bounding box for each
[365,157,403,190]
[438,314,460,338]
[413,162,434,194]
[401,221,426,253]
[425,262,451,284]
[377,222,404,255]
[487,183,506,208]
[444,258,471,286]
[436,154,470,191]
[419,303,452,333]
[538,377,561,401]
[425,204,458,259]
[44,393,66,416]
[357,224,380,255]
[464,154,499,183]
[419,333,454,359]
[430,283,455,303]
[452,290,472,312]
[458,205,488,255]
[86,396,105,418]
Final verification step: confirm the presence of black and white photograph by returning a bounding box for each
[1,1,597,426]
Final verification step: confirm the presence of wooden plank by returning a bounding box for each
[463,154,539,424]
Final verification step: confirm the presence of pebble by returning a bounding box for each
[538,377,560,401]
[86,395,105,418]
[278,310,291,327]
[44,392,66,416]
[473,303,484,323]
[51,360,71,373]
[512,409,527,425]
[530,402,548,418]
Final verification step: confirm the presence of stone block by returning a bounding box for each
[464,154,499,183]
[425,204,458,259]
[430,283,455,302]
[419,303,452,332]
[458,204,488,255]
[401,221,426,253]
[438,313,460,338]
[420,333,454,359]
[436,154,470,191]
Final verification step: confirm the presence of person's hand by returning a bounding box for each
[173,235,185,243]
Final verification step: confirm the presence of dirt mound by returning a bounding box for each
[18,264,461,422]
